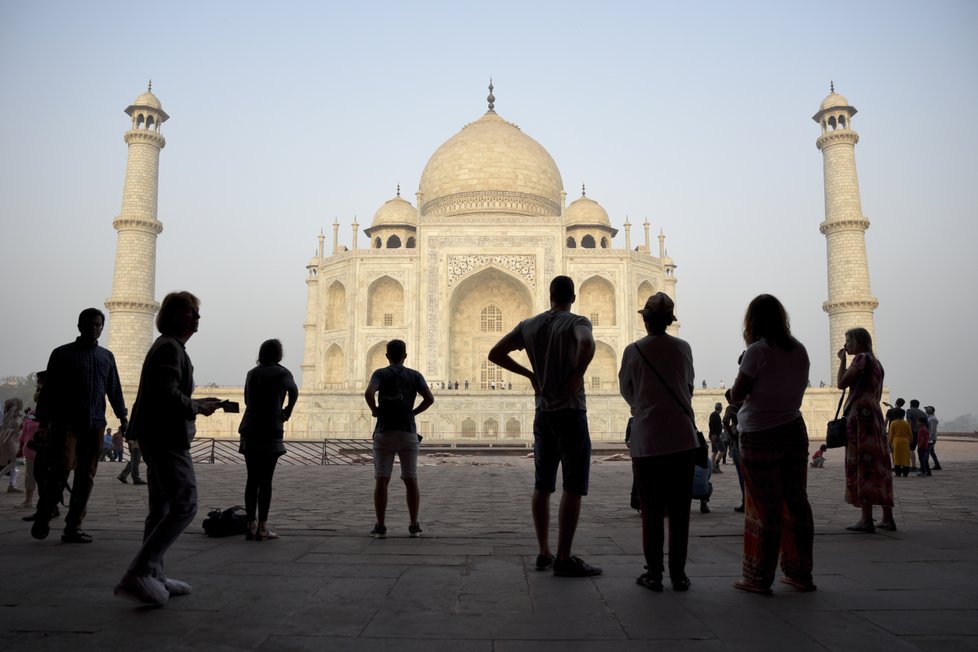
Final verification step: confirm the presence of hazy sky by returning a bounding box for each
[2,1,976,420]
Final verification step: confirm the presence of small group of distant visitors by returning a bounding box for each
[884,398,940,478]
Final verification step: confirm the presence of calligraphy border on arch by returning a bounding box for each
[426,236,555,374]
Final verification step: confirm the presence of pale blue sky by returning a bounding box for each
[2,1,976,419]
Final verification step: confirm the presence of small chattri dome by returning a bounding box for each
[133,90,162,109]
[370,194,417,228]
[565,194,610,227]
[819,91,849,111]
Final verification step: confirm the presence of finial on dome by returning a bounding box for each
[148,79,152,92]
[487,78,495,112]
[396,183,401,197]
[581,183,586,197]
[830,80,835,93]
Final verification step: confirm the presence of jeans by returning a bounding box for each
[35,426,101,531]
[118,442,142,481]
[917,448,931,475]
[127,445,197,580]
[928,443,941,468]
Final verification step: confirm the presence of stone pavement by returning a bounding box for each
[2,439,977,651]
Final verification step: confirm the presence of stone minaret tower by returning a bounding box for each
[105,83,168,397]
[813,84,878,374]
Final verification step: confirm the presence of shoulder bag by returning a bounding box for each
[631,344,710,468]
[825,389,848,448]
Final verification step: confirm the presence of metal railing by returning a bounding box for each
[188,438,375,466]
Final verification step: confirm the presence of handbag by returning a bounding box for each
[825,389,848,448]
[631,344,709,468]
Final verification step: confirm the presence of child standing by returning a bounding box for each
[916,420,931,477]
[887,416,912,477]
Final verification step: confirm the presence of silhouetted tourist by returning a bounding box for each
[0,398,24,492]
[112,427,124,462]
[723,402,745,511]
[905,399,926,471]
[838,327,895,533]
[117,429,146,485]
[18,408,40,508]
[884,398,906,430]
[364,339,433,539]
[115,291,223,607]
[239,339,298,541]
[618,292,697,592]
[488,275,600,578]
[915,419,931,477]
[31,308,128,543]
[925,406,941,470]
[709,402,724,473]
[729,295,815,594]
[887,415,912,477]
[100,428,114,462]
[811,444,828,468]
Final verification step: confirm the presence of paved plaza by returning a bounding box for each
[2,438,977,651]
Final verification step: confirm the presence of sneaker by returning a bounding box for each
[370,524,387,539]
[7,486,23,493]
[535,553,555,571]
[932,465,942,470]
[133,479,147,485]
[162,578,192,596]
[700,501,711,514]
[30,518,50,540]
[553,556,602,578]
[61,529,93,544]
[114,573,168,607]
[408,522,423,538]
[734,504,745,513]
[636,572,663,592]
[713,465,723,473]
[671,577,692,592]
[117,476,128,484]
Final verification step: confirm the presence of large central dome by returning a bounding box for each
[418,110,564,218]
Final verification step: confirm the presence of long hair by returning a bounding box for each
[743,294,796,351]
[156,291,200,336]
[846,327,874,357]
[257,339,283,365]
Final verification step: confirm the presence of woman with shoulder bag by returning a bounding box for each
[838,327,895,532]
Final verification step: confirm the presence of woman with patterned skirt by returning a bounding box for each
[728,295,815,594]
[838,327,895,532]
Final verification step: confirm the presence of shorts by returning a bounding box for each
[533,408,591,496]
[373,430,419,479]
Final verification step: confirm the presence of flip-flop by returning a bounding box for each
[780,576,817,592]
[845,522,876,533]
[733,580,772,595]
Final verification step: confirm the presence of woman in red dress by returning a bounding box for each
[838,327,895,532]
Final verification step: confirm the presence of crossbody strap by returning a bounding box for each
[632,343,697,429]
[834,388,847,419]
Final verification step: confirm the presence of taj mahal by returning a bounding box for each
[105,82,878,442]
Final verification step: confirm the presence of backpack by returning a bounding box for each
[376,367,415,432]
[202,505,249,537]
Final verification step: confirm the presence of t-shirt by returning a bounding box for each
[927,415,939,442]
[618,334,698,458]
[505,310,592,412]
[736,339,810,433]
[369,365,427,434]
[906,407,927,434]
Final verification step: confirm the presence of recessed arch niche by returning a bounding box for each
[578,276,616,327]
[367,276,404,327]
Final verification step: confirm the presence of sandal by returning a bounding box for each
[255,524,278,541]
[733,580,772,595]
[876,520,897,532]
[780,576,817,592]
[245,520,258,541]
[636,572,663,592]
[845,522,876,533]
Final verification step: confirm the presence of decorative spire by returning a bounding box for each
[396,183,400,197]
[148,79,152,92]
[830,80,835,93]
[487,78,495,111]
[581,183,586,197]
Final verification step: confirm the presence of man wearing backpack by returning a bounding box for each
[364,339,434,539]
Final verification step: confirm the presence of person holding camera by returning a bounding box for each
[114,291,223,607]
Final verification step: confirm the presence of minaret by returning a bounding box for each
[105,83,168,399]
[813,83,878,374]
